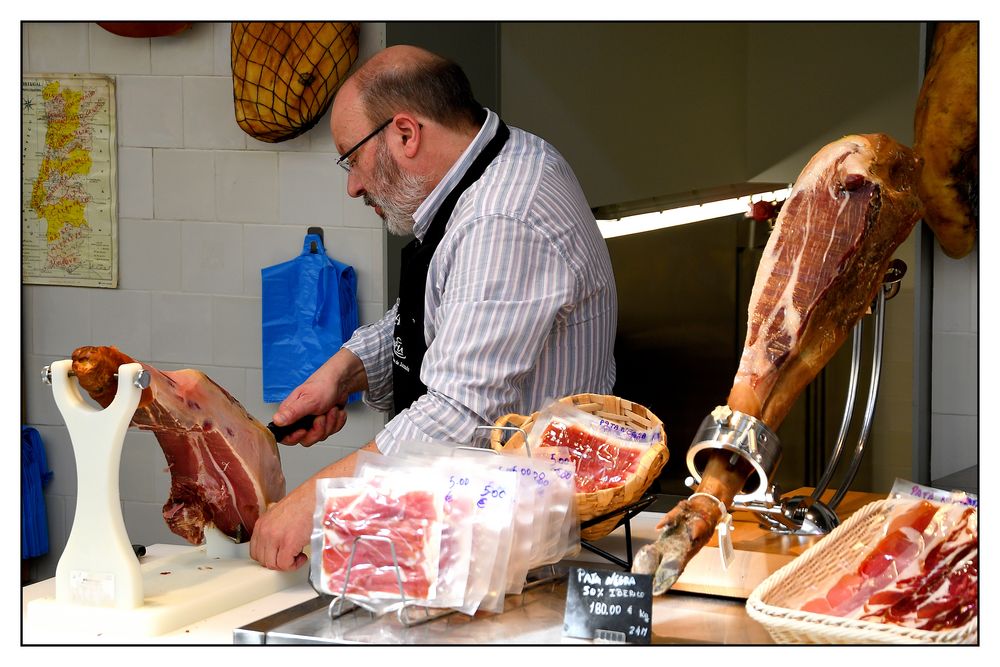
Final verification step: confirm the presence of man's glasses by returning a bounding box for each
[336,117,393,173]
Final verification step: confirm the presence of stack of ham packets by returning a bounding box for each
[310,439,579,616]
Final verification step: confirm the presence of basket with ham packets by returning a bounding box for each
[746,480,978,644]
[490,393,669,541]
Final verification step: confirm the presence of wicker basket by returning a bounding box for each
[746,499,978,644]
[489,393,668,541]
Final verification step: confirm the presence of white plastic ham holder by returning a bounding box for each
[25,360,305,640]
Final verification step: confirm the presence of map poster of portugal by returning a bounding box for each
[22,74,118,288]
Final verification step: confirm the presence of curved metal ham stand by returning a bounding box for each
[685,260,908,536]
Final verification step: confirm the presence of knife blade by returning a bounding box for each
[266,415,319,441]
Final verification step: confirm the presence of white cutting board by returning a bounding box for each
[25,543,306,639]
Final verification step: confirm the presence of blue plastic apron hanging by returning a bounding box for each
[21,426,53,560]
[261,228,360,404]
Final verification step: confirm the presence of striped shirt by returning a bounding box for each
[343,109,618,452]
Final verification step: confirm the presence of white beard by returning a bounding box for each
[366,138,430,237]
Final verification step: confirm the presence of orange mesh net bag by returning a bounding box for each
[231,22,360,143]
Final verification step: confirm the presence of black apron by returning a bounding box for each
[392,120,510,414]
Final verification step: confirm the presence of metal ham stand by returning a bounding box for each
[684,260,908,536]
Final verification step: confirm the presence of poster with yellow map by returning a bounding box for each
[22,74,117,288]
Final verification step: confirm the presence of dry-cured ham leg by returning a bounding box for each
[913,22,978,259]
[633,134,923,592]
[71,345,286,545]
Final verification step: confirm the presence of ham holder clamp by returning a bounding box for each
[25,358,303,640]
[684,259,908,536]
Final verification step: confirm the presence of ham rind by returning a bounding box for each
[71,345,286,544]
[634,134,923,592]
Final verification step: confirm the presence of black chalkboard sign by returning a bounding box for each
[562,566,653,644]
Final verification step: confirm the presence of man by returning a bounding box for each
[250,45,617,571]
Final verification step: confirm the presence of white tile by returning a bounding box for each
[342,175,385,229]
[153,149,215,220]
[359,300,388,327]
[242,368,277,425]
[30,494,66,581]
[118,147,154,219]
[278,442,345,491]
[120,430,160,503]
[25,22,90,73]
[278,152,342,227]
[32,426,76,498]
[931,332,978,416]
[325,227,384,304]
[212,296,262,367]
[930,413,978,480]
[90,290,152,359]
[118,218,182,291]
[213,22,233,76]
[243,225,318,297]
[933,243,973,333]
[150,292,214,365]
[967,245,978,333]
[30,286,92,356]
[122,501,189,547]
[358,23,385,59]
[88,23,151,74]
[151,22,215,75]
[309,107,337,152]
[117,76,184,148]
[183,76,247,149]
[24,354,65,426]
[215,151,278,222]
[180,221,245,295]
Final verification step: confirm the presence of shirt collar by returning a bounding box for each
[411,109,499,242]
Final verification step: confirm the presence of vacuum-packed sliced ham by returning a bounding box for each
[319,479,444,604]
[536,421,646,493]
[71,345,286,544]
[633,134,923,592]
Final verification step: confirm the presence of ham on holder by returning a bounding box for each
[70,345,286,545]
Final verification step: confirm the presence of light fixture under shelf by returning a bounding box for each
[593,183,792,239]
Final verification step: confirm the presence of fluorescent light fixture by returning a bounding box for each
[597,187,792,239]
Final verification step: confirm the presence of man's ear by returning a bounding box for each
[392,114,421,158]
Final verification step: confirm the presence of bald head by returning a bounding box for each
[343,45,483,131]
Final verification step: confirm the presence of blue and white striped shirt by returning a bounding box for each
[344,109,618,452]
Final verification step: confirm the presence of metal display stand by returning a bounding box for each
[684,261,908,536]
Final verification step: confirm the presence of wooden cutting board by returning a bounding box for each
[670,488,884,598]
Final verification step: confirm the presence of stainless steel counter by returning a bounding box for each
[234,567,774,645]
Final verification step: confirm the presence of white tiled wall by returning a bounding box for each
[21,22,388,582]
[930,245,979,480]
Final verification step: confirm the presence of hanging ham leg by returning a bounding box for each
[633,134,923,593]
[71,345,286,545]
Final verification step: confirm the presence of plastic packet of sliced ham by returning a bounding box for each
[791,485,978,631]
[530,446,581,562]
[526,399,661,494]
[495,450,575,575]
[353,452,474,612]
[310,476,445,615]
[365,441,519,615]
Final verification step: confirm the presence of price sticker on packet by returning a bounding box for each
[563,567,653,644]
